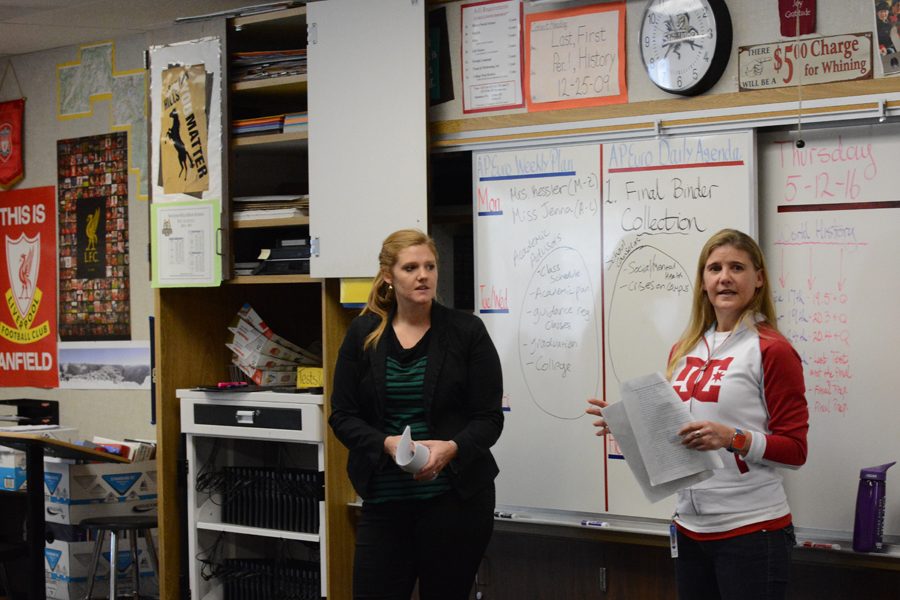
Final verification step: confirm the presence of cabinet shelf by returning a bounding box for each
[227,274,321,285]
[233,129,308,149]
[232,215,310,229]
[232,73,307,96]
[197,520,321,543]
[233,5,306,29]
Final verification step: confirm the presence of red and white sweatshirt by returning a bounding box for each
[669,318,809,534]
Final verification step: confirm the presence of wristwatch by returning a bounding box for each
[727,428,748,454]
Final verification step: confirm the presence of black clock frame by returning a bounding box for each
[640,0,733,97]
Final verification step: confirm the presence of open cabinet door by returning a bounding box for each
[149,36,230,286]
[308,0,428,278]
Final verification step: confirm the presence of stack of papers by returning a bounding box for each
[231,49,307,83]
[232,114,284,137]
[604,372,723,503]
[228,304,322,387]
[233,194,309,221]
[283,111,308,134]
[231,194,309,221]
[233,261,260,276]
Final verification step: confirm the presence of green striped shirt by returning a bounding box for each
[368,329,451,503]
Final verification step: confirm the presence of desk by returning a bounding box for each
[0,432,128,600]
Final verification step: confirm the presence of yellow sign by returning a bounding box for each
[296,366,324,389]
[1,287,50,344]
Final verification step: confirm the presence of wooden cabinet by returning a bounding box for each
[153,3,434,598]
[155,281,356,600]
[154,7,356,600]
[227,6,310,282]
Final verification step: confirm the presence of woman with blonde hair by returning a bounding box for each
[588,229,808,599]
[330,228,503,599]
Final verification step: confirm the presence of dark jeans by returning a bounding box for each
[675,525,796,600]
[353,484,495,600]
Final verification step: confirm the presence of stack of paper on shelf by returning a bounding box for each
[233,261,261,276]
[228,304,322,386]
[233,194,309,221]
[283,111,308,134]
[232,113,284,137]
[231,48,307,82]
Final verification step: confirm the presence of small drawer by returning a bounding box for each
[180,397,323,442]
[194,404,303,429]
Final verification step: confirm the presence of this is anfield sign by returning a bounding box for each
[0,186,58,387]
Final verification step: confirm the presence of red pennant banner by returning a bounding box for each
[0,99,24,189]
[780,0,816,37]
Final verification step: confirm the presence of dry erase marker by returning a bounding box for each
[581,520,610,528]
[217,381,248,389]
[801,541,842,550]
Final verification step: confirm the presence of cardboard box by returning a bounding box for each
[44,459,157,525]
[235,362,297,387]
[0,465,26,492]
[229,322,304,362]
[227,342,300,369]
[44,536,158,600]
[0,427,79,492]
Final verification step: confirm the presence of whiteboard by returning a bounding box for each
[475,144,606,514]
[601,132,756,518]
[760,124,900,537]
[475,131,755,517]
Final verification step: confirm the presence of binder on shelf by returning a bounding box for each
[251,259,310,276]
[260,246,311,260]
[251,246,311,275]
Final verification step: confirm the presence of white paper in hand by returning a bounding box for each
[395,425,430,473]
[604,372,723,503]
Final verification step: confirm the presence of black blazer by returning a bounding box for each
[328,302,503,500]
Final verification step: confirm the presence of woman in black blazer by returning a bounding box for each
[329,229,503,600]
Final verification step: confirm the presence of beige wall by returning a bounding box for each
[429,0,877,123]
[0,14,230,441]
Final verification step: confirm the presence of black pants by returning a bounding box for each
[353,484,495,600]
[675,525,796,600]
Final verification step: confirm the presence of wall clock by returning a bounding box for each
[640,0,733,96]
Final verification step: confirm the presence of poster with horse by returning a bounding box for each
[160,64,209,195]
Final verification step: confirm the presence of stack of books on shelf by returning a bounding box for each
[227,304,322,387]
[231,49,307,83]
[233,194,309,221]
[232,114,284,137]
[89,436,156,463]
